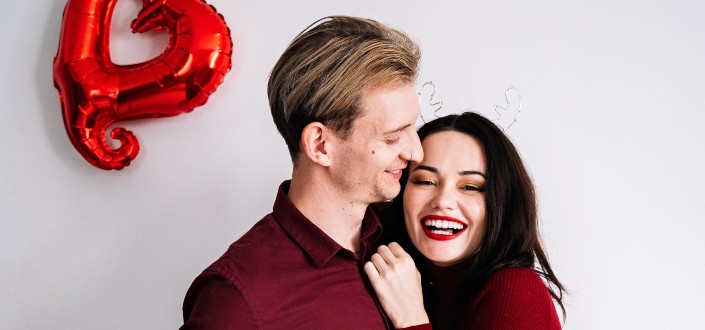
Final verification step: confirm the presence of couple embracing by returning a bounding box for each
[180,16,564,330]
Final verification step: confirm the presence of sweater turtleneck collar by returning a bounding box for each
[422,256,478,292]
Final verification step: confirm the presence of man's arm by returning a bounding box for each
[180,274,259,329]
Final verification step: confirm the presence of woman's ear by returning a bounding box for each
[300,122,333,167]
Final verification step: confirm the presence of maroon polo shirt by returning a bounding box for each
[181,181,391,329]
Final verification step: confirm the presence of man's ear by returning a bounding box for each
[300,122,334,167]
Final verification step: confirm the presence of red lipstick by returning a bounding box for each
[420,215,468,241]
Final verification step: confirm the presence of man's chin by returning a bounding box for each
[371,185,401,203]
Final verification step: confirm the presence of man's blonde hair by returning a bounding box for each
[268,16,421,162]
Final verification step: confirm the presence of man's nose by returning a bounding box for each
[402,131,424,163]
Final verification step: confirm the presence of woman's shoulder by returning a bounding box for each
[467,267,561,329]
[477,267,554,306]
[485,267,547,292]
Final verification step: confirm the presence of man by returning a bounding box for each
[181,16,423,329]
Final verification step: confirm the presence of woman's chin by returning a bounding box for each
[420,248,462,267]
[428,257,461,267]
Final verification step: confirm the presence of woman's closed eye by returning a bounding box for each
[411,179,436,186]
[459,183,484,192]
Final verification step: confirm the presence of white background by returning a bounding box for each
[2,0,704,329]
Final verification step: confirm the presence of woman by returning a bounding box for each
[364,112,566,329]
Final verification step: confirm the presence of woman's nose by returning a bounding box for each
[431,185,457,211]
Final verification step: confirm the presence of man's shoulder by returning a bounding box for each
[204,214,288,277]
[227,214,283,253]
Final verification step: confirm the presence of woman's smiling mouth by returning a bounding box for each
[420,215,468,241]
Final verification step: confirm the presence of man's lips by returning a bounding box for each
[385,168,404,180]
[420,215,468,241]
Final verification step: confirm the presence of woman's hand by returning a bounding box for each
[364,242,429,328]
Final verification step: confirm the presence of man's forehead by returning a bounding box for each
[352,109,412,136]
[354,85,419,134]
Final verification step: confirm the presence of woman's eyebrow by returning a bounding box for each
[413,166,486,178]
[459,170,486,178]
[411,165,437,173]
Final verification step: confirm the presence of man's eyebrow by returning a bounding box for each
[382,124,412,135]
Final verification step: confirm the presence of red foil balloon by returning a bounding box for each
[53,0,233,170]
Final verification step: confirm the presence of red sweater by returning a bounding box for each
[403,267,561,329]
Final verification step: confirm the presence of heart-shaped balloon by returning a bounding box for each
[53,0,233,170]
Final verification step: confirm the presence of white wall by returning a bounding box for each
[2,0,704,329]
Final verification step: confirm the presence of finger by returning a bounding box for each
[363,261,380,279]
[370,253,389,274]
[364,261,385,290]
[388,242,410,258]
[386,243,418,275]
[376,244,398,264]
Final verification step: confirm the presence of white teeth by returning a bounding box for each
[423,218,466,231]
[431,229,452,235]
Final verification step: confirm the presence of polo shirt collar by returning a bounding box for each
[272,181,383,267]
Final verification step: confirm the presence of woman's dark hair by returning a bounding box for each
[382,111,565,323]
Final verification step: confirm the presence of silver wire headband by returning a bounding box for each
[492,85,522,132]
[417,81,443,124]
[417,81,522,131]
